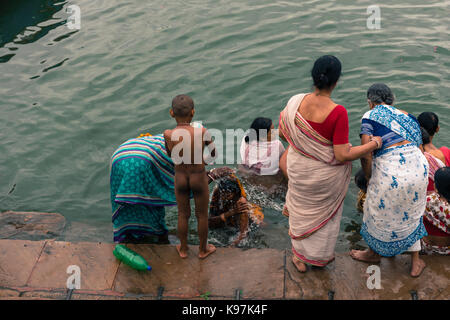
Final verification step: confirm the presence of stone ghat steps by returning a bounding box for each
[0,240,448,300]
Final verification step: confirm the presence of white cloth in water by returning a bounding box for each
[239,137,285,176]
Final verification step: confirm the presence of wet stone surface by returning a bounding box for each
[0,211,65,241]
[0,240,448,300]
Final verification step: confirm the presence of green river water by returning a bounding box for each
[0,0,449,250]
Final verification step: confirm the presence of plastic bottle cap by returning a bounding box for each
[147,266,152,271]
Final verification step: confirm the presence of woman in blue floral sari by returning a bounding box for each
[350,83,428,277]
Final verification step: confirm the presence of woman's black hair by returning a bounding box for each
[421,127,431,145]
[311,55,342,90]
[367,83,395,105]
[417,112,439,136]
[244,117,272,143]
[435,167,450,201]
[218,178,241,199]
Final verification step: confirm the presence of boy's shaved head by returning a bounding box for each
[172,94,194,117]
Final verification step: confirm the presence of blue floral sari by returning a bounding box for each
[360,105,428,256]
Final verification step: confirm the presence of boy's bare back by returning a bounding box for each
[164,125,210,171]
[164,94,216,259]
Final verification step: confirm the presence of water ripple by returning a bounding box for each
[0,0,449,249]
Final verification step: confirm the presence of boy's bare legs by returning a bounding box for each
[190,172,216,259]
[174,172,191,258]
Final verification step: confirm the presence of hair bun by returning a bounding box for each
[311,56,341,90]
[316,73,329,88]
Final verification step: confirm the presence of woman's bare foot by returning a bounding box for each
[198,243,216,259]
[349,249,381,263]
[410,254,426,277]
[292,256,307,272]
[176,244,188,259]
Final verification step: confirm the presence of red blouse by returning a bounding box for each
[440,146,450,166]
[305,105,349,145]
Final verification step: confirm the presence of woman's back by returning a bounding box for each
[298,93,338,123]
[297,93,349,145]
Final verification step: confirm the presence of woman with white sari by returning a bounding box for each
[350,83,428,277]
[279,56,382,272]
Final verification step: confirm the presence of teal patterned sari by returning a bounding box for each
[110,134,176,243]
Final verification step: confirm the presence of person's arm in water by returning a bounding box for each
[208,197,248,224]
[333,136,382,162]
[360,134,373,180]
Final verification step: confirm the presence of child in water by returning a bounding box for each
[164,94,216,259]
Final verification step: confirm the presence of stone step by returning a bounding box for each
[0,239,448,300]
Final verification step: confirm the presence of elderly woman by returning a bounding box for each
[279,55,382,272]
[110,133,232,243]
[350,83,428,277]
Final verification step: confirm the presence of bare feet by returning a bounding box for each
[349,249,381,263]
[198,243,216,259]
[292,256,307,272]
[410,256,426,278]
[176,244,188,259]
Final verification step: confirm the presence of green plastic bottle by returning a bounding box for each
[113,245,152,271]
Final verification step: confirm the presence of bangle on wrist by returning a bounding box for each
[372,139,380,149]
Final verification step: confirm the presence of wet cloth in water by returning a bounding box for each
[110,134,176,243]
[360,105,428,256]
[279,93,352,266]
